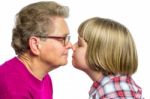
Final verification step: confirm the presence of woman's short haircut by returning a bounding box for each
[11,1,69,55]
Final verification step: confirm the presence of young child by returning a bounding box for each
[72,17,143,99]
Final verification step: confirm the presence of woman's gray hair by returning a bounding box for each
[11,1,69,55]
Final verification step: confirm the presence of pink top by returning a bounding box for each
[0,57,53,99]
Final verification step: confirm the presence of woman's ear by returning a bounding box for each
[29,36,41,55]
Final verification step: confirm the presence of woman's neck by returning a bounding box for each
[18,53,47,80]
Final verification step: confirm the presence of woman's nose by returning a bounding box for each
[65,42,73,49]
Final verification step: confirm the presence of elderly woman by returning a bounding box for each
[0,1,72,99]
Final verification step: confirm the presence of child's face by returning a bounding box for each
[72,36,89,71]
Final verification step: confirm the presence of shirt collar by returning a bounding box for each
[89,74,128,95]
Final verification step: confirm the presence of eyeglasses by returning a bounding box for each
[37,35,71,46]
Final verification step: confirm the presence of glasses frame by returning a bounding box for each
[37,35,70,46]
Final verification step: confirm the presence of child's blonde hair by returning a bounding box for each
[78,17,138,75]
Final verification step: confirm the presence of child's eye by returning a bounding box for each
[78,41,82,47]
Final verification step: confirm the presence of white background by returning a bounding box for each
[0,0,149,99]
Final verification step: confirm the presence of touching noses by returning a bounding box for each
[65,42,76,51]
[72,43,76,51]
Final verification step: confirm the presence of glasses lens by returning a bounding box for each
[37,35,70,46]
[65,36,70,45]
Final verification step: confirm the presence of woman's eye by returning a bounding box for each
[57,38,64,41]
[56,38,65,43]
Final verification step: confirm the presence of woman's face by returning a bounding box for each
[72,36,89,71]
[38,17,72,67]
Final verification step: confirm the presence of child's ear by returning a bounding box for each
[29,36,41,55]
